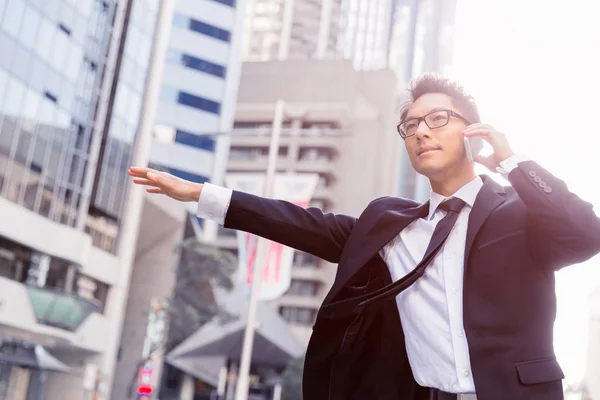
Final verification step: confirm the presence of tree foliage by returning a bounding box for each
[281,355,305,400]
[167,237,238,349]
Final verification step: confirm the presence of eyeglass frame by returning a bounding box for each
[397,109,471,139]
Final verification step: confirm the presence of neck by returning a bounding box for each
[429,164,476,197]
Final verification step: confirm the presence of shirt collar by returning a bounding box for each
[427,176,483,220]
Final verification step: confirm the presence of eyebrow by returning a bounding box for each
[404,107,448,121]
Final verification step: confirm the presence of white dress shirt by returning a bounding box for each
[380,177,482,393]
[196,156,526,394]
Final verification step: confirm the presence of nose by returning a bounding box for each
[414,119,431,141]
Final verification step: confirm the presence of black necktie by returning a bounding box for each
[358,197,466,308]
[325,197,467,317]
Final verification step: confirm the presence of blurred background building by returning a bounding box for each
[0,0,171,398]
[241,0,393,70]
[222,59,399,344]
[388,0,459,201]
[111,0,248,399]
[111,0,464,399]
[148,0,245,239]
[0,0,469,398]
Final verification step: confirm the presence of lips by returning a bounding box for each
[417,146,441,156]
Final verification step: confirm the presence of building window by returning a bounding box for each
[210,0,236,8]
[279,306,316,325]
[177,91,221,114]
[182,54,226,77]
[172,13,231,42]
[287,279,318,296]
[167,50,227,78]
[148,163,209,184]
[174,129,216,151]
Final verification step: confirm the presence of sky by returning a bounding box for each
[449,0,600,383]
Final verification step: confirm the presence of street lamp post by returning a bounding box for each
[234,99,286,400]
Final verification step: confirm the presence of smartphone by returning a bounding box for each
[464,136,484,163]
[464,137,474,162]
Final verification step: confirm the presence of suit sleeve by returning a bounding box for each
[508,160,600,270]
[224,190,357,263]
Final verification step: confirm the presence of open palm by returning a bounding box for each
[128,166,202,202]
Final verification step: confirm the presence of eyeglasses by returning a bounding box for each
[397,109,470,139]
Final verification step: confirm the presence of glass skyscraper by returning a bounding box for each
[0,0,170,399]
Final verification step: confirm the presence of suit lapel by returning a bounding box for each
[464,175,506,263]
[328,200,429,301]
[327,176,506,302]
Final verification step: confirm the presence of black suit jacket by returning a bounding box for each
[224,161,600,400]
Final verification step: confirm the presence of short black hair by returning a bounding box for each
[400,74,481,124]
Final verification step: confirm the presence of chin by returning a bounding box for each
[413,162,445,179]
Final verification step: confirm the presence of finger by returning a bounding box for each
[463,124,490,132]
[464,129,493,139]
[464,123,494,131]
[146,187,165,194]
[132,178,158,186]
[128,167,155,178]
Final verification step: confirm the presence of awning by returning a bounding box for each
[167,292,304,382]
[26,285,99,331]
[0,343,73,374]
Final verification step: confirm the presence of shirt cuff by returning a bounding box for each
[496,154,531,178]
[196,183,233,226]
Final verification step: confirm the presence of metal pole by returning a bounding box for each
[272,383,282,400]
[234,100,286,400]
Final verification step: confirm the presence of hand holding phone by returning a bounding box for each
[463,124,514,171]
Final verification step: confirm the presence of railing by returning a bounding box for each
[85,215,118,253]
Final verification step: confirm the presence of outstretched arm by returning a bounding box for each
[128,167,356,263]
[224,190,355,263]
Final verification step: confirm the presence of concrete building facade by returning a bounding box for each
[149,0,246,201]
[216,59,400,344]
[112,0,248,398]
[241,0,393,70]
[388,0,459,201]
[0,0,171,398]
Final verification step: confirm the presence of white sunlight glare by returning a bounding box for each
[450,0,600,384]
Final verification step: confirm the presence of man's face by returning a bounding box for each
[402,93,470,179]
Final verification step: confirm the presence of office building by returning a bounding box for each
[149,0,245,216]
[0,0,171,398]
[388,0,460,201]
[111,0,247,398]
[215,59,399,344]
[241,0,393,70]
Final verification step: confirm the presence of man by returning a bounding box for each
[129,75,600,399]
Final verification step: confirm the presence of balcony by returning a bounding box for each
[0,277,107,353]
